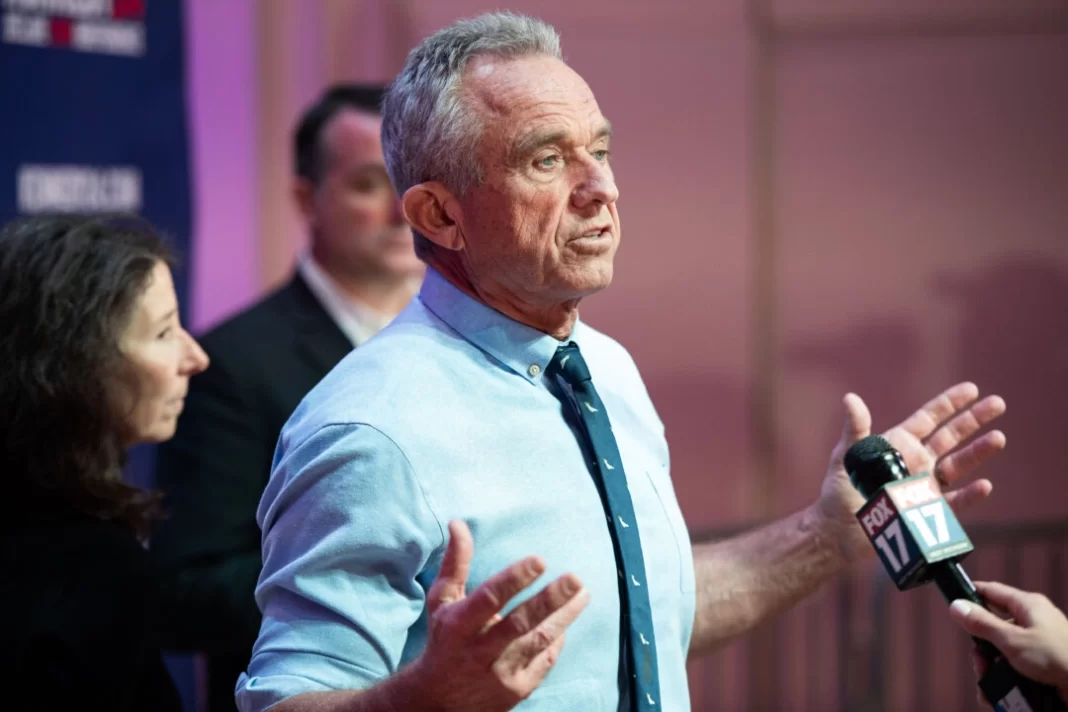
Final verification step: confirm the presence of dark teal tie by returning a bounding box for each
[548,342,661,711]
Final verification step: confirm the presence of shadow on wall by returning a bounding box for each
[787,315,926,433]
[937,254,1068,520]
[785,253,1068,522]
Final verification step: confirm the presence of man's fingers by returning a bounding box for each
[942,479,994,513]
[428,520,475,612]
[949,599,1017,649]
[931,430,1007,486]
[501,584,590,670]
[523,631,568,686]
[896,382,980,441]
[454,555,548,636]
[922,395,1006,460]
[483,573,584,652]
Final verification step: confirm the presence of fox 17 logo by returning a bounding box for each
[857,473,973,590]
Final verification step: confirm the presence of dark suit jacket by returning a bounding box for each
[0,504,181,711]
[151,273,352,711]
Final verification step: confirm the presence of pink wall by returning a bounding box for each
[775,30,1068,524]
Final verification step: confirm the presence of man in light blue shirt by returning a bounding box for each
[237,11,1007,712]
[239,267,694,711]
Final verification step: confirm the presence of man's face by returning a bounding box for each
[301,109,423,282]
[455,55,620,307]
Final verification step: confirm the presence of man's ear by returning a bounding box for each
[292,177,319,231]
[402,182,465,251]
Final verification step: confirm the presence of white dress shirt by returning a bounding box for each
[297,251,396,347]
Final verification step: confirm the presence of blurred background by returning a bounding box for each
[2,0,1067,709]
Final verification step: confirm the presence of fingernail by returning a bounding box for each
[562,576,579,595]
[950,599,972,616]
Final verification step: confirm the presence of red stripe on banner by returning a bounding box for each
[50,18,73,47]
[113,0,146,19]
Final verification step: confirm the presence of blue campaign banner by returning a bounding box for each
[0,0,192,481]
[1,1,197,707]
[0,0,191,316]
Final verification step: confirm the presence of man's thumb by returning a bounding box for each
[429,520,474,610]
[838,392,872,449]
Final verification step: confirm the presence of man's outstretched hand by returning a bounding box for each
[815,382,1006,562]
[408,520,591,711]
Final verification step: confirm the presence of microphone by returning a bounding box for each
[846,435,1068,712]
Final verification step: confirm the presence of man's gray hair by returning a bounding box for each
[382,12,562,259]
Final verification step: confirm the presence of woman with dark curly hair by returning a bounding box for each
[0,214,209,709]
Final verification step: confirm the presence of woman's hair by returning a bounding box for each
[0,214,175,538]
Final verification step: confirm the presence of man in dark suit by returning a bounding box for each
[151,84,423,711]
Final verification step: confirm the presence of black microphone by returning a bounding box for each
[846,434,1068,712]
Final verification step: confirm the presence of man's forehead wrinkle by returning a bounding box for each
[463,67,515,122]
[460,55,610,170]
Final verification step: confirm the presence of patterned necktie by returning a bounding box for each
[548,341,661,711]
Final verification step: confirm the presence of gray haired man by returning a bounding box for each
[236,11,1006,712]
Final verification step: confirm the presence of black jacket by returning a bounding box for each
[151,273,352,710]
[0,505,181,711]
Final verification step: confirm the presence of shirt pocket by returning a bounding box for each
[642,463,696,594]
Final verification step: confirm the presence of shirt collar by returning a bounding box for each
[418,267,584,384]
[298,250,394,347]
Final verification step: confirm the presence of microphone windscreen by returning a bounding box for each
[844,434,894,475]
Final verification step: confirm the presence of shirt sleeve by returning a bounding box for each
[235,422,445,712]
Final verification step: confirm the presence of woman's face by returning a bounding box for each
[116,262,209,445]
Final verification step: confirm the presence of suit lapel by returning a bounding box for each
[283,273,355,378]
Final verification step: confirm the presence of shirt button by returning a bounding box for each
[528,364,541,377]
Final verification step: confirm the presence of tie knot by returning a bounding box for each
[549,342,591,386]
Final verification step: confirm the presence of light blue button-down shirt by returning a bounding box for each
[236,268,696,711]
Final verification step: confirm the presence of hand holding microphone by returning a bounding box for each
[845,434,1068,712]
[950,581,1068,708]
